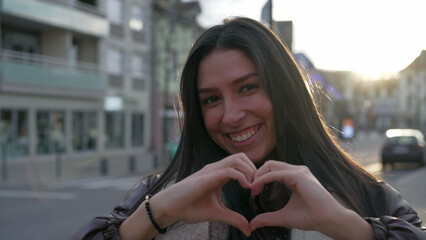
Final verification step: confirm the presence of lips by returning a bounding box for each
[228,125,260,143]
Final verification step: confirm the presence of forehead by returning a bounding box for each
[197,49,257,86]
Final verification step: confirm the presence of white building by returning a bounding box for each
[398,50,426,133]
[0,0,154,181]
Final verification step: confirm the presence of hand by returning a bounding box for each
[250,161,373,239]
[250,161,339,231]
[151,153,256,237]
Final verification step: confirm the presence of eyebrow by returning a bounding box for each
[198,73,259,94]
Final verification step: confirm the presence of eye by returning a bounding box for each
[201,96,220,105]
[240,84,259,93]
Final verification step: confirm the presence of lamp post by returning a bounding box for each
[0,121,10,182]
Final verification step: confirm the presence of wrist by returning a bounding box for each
[145,195,168,233]
[148,193,175,230]
[322,208,373,240]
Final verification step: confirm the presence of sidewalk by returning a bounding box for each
[0,152,168,187]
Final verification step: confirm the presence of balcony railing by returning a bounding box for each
[41,0,106,17]
[2,0,109,37]
[0,49,107,93]
[1,49,103,74]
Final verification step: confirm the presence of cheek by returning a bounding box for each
[252,95,274,117]
[202,109,220,134]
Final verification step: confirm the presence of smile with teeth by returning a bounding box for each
[228,125,259,142]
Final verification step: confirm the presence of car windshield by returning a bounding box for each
[387,136,417,145]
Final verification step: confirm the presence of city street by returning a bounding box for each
[1,131,425,240]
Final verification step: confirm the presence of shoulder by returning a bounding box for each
[379,181,422,224]
[117,174,162,212]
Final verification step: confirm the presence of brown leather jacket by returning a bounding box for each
[70,176,426,240]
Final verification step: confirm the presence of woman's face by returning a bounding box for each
[197,49,277,164]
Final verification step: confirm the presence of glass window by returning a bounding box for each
[73,111,97,151]
[129,6,144,31]
[131,54,144,79]
[132,113,144,147]
[105,112,125,149]
[36,111,65,154]
[106,48,123,75]
[106,0,123,25]
[0,109,29,158]
[16,110,29,157]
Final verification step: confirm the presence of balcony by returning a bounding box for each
[1,0,108,37]
[0,50,107,98]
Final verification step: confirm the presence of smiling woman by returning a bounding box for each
[198,49,276,164]
[71,17,426,240]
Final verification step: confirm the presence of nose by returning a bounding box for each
[222,98,245,127]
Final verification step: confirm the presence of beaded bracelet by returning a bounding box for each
[144,194,167,234]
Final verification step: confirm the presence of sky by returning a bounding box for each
[196,0,426,79]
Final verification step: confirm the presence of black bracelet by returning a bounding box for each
[144,194,167,234]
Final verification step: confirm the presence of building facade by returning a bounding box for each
[0,0,154,181]
[398,50,426,133]
[150,0,201,162]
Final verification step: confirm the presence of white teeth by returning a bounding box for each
[230,129,257,142]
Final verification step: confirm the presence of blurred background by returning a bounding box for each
[0,0,425,239]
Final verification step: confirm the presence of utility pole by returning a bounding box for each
[261,0,273,29]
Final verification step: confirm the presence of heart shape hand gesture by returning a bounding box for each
[149,153,371,239]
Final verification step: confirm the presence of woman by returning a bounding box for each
[71,17,425,240]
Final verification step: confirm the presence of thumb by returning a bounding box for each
[250,212,283,231]
[214,208,251,237]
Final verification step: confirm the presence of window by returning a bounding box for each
[105,112,125,148]
[132,113,144,147]
[129,6,144,32]
[106,48,123,75]
[3,29,40,54]
[73,111,97,151]
[0,109,29,158]
[131,54,144,79]
[106,0,123,25]
[107,48,124,87]
[36,111,65,154]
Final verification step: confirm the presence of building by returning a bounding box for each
[398,50,426,133]
[0,0,154,181]
[151,0,201,162]
[353,77,398,132]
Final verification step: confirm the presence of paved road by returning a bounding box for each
[0,131,425,240]
[0,176,142,240]
[342,131,426,224]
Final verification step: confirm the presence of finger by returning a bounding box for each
[233,152,257,171]
[198,153,257,183]
[250,211,287,231]
[251,169,300,196]
[232,153,257,182]
[213,208,251,237]
[255,160,298,179]
[208,168,252,189]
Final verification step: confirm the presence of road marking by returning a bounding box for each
[0,190,76,200]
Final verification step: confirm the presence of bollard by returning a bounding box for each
[55,142,61,178]
[153,153,158,168]
[100,158,108,175]
[129,155,136,173]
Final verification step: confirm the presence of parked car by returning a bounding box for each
[381,129,426,168]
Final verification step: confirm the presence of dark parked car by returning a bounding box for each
[381,129,426,168]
